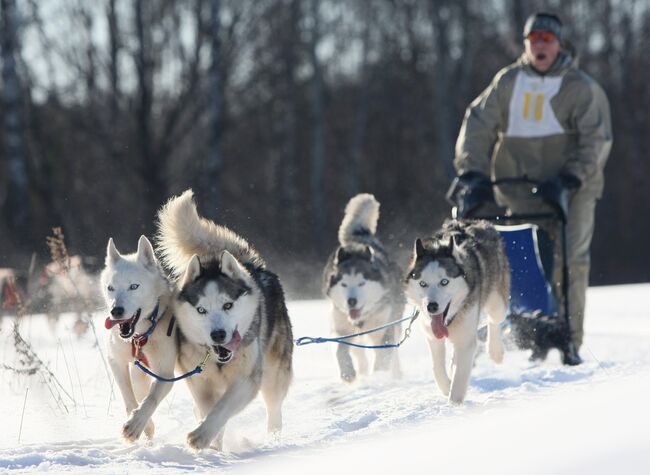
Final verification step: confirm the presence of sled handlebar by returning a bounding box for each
[490,176,542,187]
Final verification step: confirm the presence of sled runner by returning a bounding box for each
[450,177,579,365]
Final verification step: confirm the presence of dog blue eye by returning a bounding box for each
[341,283,348,288]
[129,284,139,290]
[419,281,428,288]
[107,285,115,292]
[223,302,233,311]
[197,306,207,314]
[440,279,449,286]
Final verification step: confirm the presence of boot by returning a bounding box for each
[561,341,582,366]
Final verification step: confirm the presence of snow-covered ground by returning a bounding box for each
[1,284,649,474]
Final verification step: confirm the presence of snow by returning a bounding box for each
[1,284,650,474]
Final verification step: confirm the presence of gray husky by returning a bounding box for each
[404,219,510,404]
[156,190,293,451]
[323,193,405,382]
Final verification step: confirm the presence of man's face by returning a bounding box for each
[524,30,561,73]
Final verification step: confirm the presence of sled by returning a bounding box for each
[452,177,578,365]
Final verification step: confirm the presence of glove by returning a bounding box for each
[446,171,495,219]
[536,173,581,220]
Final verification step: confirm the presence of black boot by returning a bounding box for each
[561,341,582,366]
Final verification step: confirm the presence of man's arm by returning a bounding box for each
[562,80,613,187]
[454,72,506,176]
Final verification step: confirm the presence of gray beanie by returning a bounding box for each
[523,13,562,41]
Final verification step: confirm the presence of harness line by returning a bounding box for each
[134,350,211,382]
[128,303,213,382]
[294,307,420,349]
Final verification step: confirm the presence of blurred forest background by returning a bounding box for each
[1,0,649,298]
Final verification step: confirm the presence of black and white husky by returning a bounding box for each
[156,190,293,451]
[323,194,405,382]
[405,219,510,404]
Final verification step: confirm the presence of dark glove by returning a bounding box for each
[535,173,581,220]
[446,171,495,219]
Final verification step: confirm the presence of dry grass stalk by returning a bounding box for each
[45,227,113,391]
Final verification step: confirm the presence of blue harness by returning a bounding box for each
[294,307,420,349]
[131,303,211,382]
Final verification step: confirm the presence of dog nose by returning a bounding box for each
[111,306,125,317]
[211,329,227,343]
[427,301,439,313]
[347,297,357,308]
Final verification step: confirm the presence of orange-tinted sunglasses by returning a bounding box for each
[526,30,557,43]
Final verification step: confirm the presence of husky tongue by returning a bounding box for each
[105,317,121,330]
[222,329,242,352]
[431,314,448,339]
[349,308,361,320]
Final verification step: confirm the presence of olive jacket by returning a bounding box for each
[454,52,612,199]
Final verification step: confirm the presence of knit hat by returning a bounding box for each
[523,13,562,41]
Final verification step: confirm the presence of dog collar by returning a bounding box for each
[131,303,161,367]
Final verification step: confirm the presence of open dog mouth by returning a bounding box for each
[348,307,363,320]
[105,309,141,339]
[429,301,451,340]
[212,329,242,364]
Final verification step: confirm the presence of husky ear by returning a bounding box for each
[415,238,425,258]
[136,235,156,267]
[181,254,202,287]
[106,238,121,265]
[449,235,466,261]
[335,247,351,264]
[220,250,249,281]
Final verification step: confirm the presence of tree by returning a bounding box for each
[1,0,31,261]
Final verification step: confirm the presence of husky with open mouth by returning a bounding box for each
[101,235,177,442]
[404,219,510,404]
[156,190,293,451]
[323,194,405,383]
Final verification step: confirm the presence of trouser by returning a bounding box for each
[497,187,597,348]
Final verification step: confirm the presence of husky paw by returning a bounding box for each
[448,394,465,406]
[340,370,356,383]
[187,426,216,451]
[144,419,155,439]
[488,340,505,364]
[122,410,152,442]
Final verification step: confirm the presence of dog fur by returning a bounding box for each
[101,235,177,442]
[323,193,405,382]
[404,219,510,404]
[156,189,293,451]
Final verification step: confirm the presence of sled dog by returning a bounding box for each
[101,235,177,442]
[404,219,510,404]
[156,190,293,451]
[323,193,405,382]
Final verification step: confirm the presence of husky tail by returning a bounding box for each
[338,193,380,247]
[156,189,263,276]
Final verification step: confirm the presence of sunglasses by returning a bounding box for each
[526,31,557,43]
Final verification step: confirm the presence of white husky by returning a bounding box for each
[101,235,177,442]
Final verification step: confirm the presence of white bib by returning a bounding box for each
[505,71,564,138]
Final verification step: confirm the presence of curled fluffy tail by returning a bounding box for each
[156,189,261,276]
[338,193,380,247]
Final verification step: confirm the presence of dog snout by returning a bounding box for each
[427,301,439,314]
[111,306,125,318]
[211,329,227,343]
[347,297,357,308]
